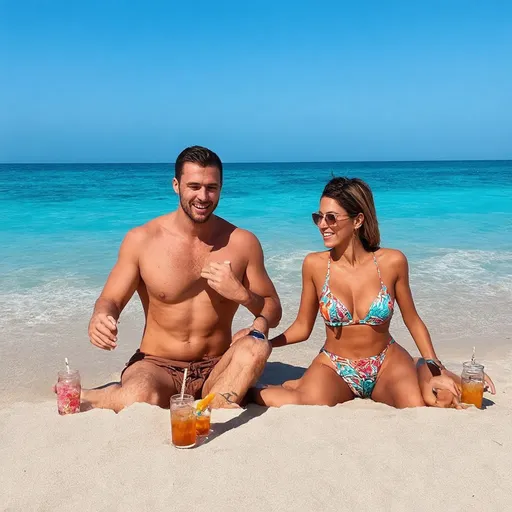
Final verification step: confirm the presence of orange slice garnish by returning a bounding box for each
[196,392,215,412]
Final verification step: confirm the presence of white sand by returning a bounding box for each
[1,325,512,511]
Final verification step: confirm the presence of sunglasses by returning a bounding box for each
[311,212,351,226]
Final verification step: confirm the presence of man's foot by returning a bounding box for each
[210,391,244,409]
[79,389,94,411]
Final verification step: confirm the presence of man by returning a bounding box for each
[83,146,282,411]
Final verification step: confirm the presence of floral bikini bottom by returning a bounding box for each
[320,338,395,398]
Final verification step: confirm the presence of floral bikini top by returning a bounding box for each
[319,252,394,327]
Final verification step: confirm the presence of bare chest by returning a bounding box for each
[139,238,244,303]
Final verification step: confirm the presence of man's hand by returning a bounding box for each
[88,313,118,350]
[231,327,250,345]
[201,261,248,303]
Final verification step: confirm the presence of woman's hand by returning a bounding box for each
[231,315,269,346]
[421,369,464,409]
[483,373,496,395]
[427,374,465,409]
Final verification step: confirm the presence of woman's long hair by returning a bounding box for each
[321,177,380,251]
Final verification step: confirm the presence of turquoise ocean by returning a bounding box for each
[1,161,512,400]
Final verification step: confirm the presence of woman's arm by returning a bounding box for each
[393,251,440,360]
[393,250,479,405]
[417,359,496,408]
[393,253,498,406]
[271,254,320,348]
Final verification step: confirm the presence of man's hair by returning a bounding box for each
[175,146,223,183]
[322,177,381,252]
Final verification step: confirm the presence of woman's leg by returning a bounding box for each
[253,354,354,407]
[371,342,426,408]
[282,378,302,390]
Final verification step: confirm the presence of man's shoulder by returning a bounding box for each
[230,227,260,246]
[215,217,261,247]
[123,215,171,245]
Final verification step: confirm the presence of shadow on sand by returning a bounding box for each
[482,397,495,409]
[198,404,268,446]
[196,362,307,446]
[258,361,307,386]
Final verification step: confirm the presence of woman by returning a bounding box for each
[253,177,494,408]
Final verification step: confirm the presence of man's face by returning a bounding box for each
[173,162,222,224]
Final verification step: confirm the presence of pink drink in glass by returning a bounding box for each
[56,370,81,415]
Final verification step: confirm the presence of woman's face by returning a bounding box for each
[314,197,356,248]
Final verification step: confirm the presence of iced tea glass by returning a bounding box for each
[461,361,485,408]
[170,394,197,448]
[195,404,211,437]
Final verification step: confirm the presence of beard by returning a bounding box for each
[179,196,217,224]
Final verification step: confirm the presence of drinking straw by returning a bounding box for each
[180,368,188,399]
[471,347,476,364]
[65,358,70,373]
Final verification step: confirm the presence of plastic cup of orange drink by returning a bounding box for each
[194,402,211,437]
[170,394,197,448]
[460,361,485,408]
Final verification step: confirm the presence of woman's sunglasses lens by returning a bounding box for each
[325,213,336,224]
[312,213,322,225]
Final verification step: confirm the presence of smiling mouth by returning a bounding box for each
[322,232,334,239]
[192,203,210,212]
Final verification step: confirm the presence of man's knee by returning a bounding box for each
[233,337,271,369]
[121,370,166,407]
[132,386,161,404]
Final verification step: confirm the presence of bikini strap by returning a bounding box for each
[320,254,331,290]
[372,252,385,287]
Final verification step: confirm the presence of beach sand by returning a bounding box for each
[1,317,511,511]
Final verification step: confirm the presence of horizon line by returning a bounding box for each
[1,158,511,166]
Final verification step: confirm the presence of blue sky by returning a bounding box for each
[1,0,511,163]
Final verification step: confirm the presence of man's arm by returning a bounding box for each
[88,228,144,350]
[238,233,281,328]
[200,231,282,328]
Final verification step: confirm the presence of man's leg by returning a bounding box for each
[81,360,179,413]
[202,335,271,408]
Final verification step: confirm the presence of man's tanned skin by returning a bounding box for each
[83,146,281,411]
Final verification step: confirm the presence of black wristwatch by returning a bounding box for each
[425,359,444,376]
[248,329,267,341]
